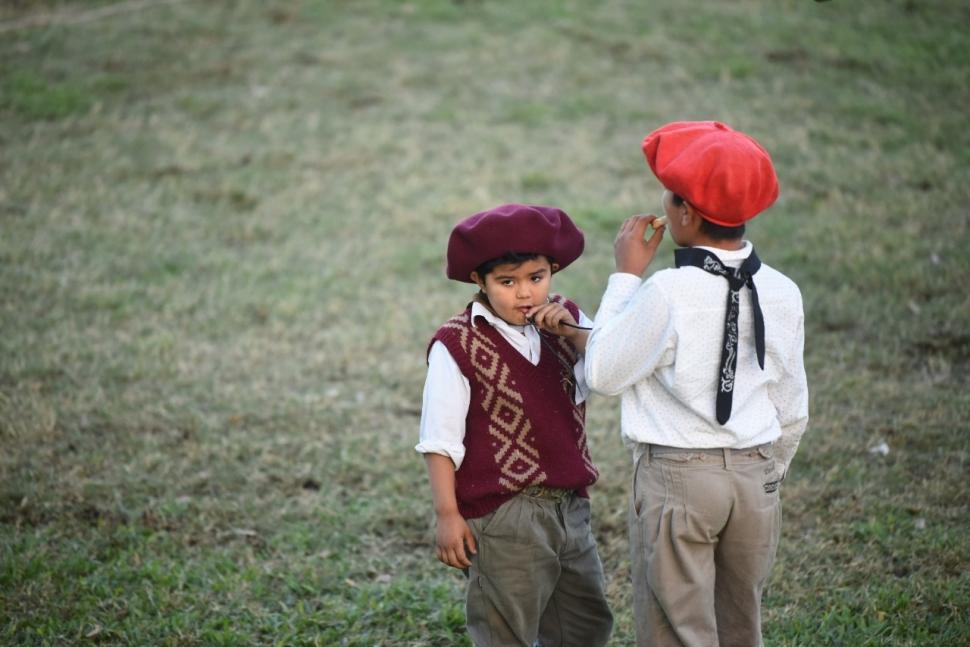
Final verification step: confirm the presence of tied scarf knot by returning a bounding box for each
[725,271,750,292]
[675,247,766,425]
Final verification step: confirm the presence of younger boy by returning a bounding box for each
[585,122,809,646]
[417,203,613,647]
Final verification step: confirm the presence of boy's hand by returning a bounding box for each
[615,214,665,276]
[526,302,579,336]
[526,302,589,354]
[435,510,477,569]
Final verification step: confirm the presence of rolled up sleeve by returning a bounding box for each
[415,341,470,469]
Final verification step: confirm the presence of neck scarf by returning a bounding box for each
[674,247,765,424]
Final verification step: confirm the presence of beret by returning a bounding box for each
[642,121,779,226]
[446,204,584,283]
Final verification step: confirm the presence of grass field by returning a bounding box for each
[1,0,968,644]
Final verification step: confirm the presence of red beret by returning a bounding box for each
[446,204,584,283]
[642,121,779,226]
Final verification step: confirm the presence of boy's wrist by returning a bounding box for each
[615,260,647,276]
[434,505,461,518]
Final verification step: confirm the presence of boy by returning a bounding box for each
[417,203,613,647]
[585,121,809,646]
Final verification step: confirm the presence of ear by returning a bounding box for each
[469,271,485,290]
[682,201,700,227]
[550,262,560,273]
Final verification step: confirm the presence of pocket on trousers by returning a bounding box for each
[478,497,527,542]
[632,452,646,517]
[569,497,592,532]
[575,496,591,524]
[469,510,496,538]
[633,458,668,521]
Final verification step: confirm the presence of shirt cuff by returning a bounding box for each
[414,443,466,470]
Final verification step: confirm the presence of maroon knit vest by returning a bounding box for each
[428,296,600,519]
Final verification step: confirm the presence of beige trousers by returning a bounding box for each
[465,493,613,647]
[630,444,782,647]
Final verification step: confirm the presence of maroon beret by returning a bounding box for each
[446,204,584,283]
[642,121,779,226]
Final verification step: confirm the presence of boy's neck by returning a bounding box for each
[685,234,744,251]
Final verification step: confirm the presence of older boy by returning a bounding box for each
[585,122,809,646]
[417,204,613,646]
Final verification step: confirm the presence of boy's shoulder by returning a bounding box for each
[433,307,473,338]
[749,260,803,309]
[643,266,691,295]
[427,308,477,363]
[755,261,801,292]
[649,255,801,292]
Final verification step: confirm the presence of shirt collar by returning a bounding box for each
[470,300,527,333]
[694,240,753,264]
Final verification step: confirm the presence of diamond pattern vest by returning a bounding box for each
[429,296,599,519]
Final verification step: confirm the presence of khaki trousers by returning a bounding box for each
[465,493,613,647]
[629,444,781,647]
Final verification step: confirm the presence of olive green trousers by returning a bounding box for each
[465,492,613,647]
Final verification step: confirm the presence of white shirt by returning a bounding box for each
[416,300,592,469]
[585,242,809,475]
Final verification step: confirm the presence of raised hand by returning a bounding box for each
[614,214,665,276]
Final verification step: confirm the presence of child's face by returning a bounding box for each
[662,189,690,246]
[471,257,558,326]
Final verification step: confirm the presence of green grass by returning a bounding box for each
[1,0,969,644]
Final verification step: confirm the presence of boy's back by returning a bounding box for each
[591,246,806,470]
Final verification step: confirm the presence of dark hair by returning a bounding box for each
[671,193,745,241]
[474,251,554,278]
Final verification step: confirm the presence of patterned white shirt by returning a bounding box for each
[585,241,809,476]
[416,300,592,470]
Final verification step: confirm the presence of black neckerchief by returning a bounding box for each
[674,246,765,425]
